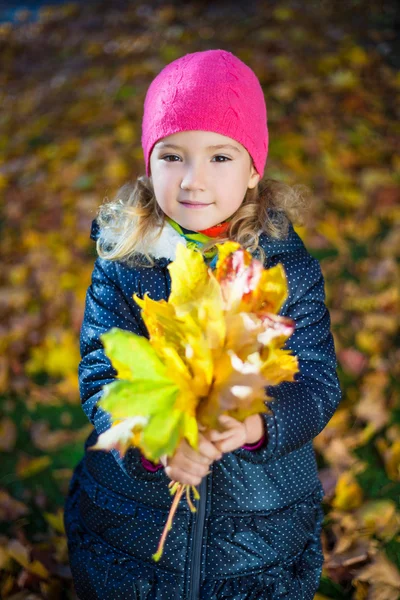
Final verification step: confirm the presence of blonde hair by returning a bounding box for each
[96,175,309,267]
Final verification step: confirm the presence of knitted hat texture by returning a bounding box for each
[141,49,268,177]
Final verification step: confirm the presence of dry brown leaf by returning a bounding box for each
[353,552,400,600]
[338,348,368,376]
[355,500,400,542]
[354,372,391,431]
[321,438,361,471]
[0,417,17,451]
[7,539,49,579]
[324,542,373,584]
[30,421,76,452]
[0,490,29,521]
[375,438,400,482]
[16,455,52,479]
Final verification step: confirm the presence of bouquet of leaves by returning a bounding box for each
[92,241,299,560]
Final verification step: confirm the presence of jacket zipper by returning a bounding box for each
[187,475,207,600]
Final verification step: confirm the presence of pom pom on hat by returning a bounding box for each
[141,49,268,178]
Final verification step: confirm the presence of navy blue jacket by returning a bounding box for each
[64,218,341,600]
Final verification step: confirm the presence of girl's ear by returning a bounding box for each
[248,163,261,190]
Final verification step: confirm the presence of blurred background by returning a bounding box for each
[0,1,399,598]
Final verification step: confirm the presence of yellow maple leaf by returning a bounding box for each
[332,471,364,511]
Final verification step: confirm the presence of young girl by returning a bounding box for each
[64,49,341,600]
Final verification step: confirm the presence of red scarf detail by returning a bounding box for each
[198,220,231,238]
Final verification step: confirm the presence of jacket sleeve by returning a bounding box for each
[234,251,342,464]
[79,257,147,436]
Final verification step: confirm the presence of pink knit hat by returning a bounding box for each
[141,49,268,178]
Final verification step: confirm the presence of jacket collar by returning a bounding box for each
[90,218,186,262]
[90,216,305,263]
[135,221,187,261]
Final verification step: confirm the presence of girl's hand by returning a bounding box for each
[160,434,222,486]
[205,414,265,453]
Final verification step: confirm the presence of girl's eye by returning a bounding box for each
[161,155,180,162]
[213,155,231,162]
[161,155,231,162]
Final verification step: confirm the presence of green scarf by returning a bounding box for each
[165,216,228,262]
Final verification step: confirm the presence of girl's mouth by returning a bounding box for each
[180,202,212,209]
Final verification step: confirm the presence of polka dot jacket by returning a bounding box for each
[64,217,342,600]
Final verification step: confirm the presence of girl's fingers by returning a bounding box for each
[215,429,247,453]
[214,439,229,453]
[183,448,210,465]
[178,453,211,476]
[165,465,202,487]
[207,429,234,442]
[160,454,169,467]
[167,446,216,483]
[181,437,220,464]
[197,436,223,462]
[218,415,239,427]
[215,439,239,453]
[168,451,210,476]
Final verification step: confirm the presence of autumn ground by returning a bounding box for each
[0,1,399,598]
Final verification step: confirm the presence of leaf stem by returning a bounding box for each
[186,484,198,512]
[152,483,186,562]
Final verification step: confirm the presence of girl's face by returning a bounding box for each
[149,130,260,231]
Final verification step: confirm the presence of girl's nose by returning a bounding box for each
[180,163,206,191]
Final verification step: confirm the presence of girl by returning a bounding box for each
[64,49,341,600]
